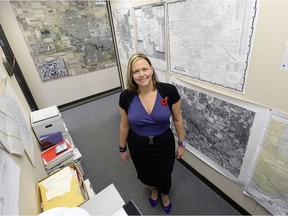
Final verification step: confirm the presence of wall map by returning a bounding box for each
[11,1,116,82]
[174,82,256,178]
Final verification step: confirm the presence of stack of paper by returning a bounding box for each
[41,140,74,170]
[46,148,82,175]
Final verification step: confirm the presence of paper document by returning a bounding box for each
[0,111,24,155]
[0,148,20,215]
[39,166,72,201]
[0,80,35,166]
[39,165,86,211]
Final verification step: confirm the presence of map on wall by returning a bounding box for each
[134,3,166,71]
[168,0,257,92]
[175,82,255,178]
[245,114,288,215]
[171,77,270,183]
[11,1,116,82]
[112,8,136,63]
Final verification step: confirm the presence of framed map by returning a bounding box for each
[11,1,116,82]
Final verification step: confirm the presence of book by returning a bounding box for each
[41,140,71,163]
[46,156,75,174]
[39,131,63,151]
[46,148,82,174]
[41,140,74,169]
[44,151,74,170]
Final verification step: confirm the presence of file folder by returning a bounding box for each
[38,164,88,211]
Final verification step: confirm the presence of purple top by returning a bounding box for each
[128,91,171,136]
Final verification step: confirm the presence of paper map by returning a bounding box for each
[168,0,257,91]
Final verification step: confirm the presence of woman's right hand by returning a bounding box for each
[120,151,130,161]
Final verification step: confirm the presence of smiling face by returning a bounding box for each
[132,58,154,89]
[126,53,160,92]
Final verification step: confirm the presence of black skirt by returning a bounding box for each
[127,128,175,194]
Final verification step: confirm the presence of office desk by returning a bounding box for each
[80,183,125,215]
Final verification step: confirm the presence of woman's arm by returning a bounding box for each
[119,108,130,160]
[172,100,185,141]
[172,99,186,158]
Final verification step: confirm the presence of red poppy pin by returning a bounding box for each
[161,97,168,106]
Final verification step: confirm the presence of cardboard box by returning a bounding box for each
[30,106,60,123]
[38,163,88,212]
[31,106,67,139]
[32,118,67,139]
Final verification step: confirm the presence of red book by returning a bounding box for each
[41,140,72,163]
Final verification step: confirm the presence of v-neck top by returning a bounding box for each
[128,91,171,136]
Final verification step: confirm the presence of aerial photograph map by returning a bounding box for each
[174,82,255,178]
[11,1,116,82]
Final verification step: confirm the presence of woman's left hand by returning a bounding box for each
[175,146,186,159]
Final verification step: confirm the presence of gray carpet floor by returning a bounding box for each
[61,92,242,215]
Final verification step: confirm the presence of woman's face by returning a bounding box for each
[132,58,153,88]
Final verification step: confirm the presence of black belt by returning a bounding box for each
[131,128,171,145]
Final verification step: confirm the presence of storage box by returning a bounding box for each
[33,119,67,139]
[30,105,61,124]
[32,118,68,139]
[38,163,88,212]
[30,106,67,139]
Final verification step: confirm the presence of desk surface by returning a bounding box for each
[80,183,125,215]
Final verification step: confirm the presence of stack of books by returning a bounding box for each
[46,148,82,175]
[41,140,74,170]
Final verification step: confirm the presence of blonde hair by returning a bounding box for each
[126,53,160,92]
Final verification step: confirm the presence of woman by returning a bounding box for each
[119,53,186,214]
